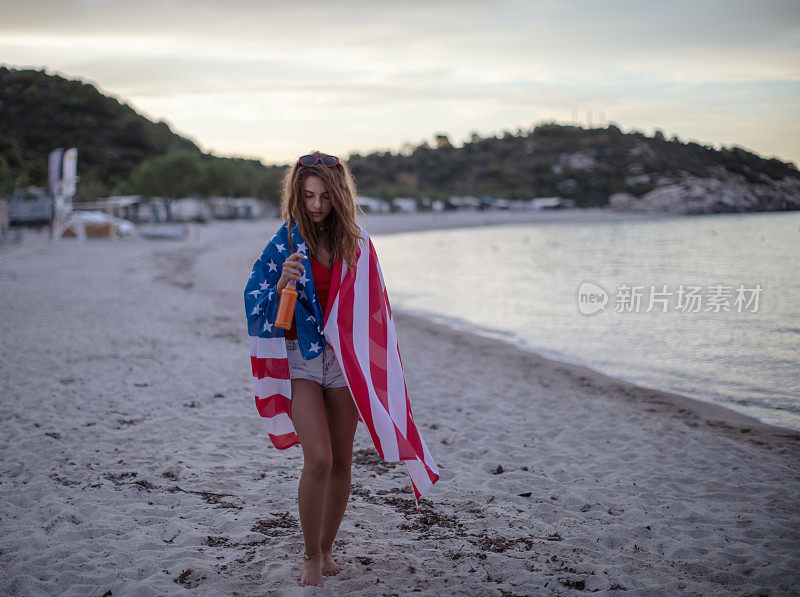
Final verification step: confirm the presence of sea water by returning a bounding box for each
[372,211,800,431]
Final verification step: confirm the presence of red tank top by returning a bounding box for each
[284,257,332,340]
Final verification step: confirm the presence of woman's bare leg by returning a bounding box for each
[319,386,359,575]
[289,378,332,587]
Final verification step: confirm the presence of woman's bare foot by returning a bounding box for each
[320,551,341,576]
[300,554,323,587]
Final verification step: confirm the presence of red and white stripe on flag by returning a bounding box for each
[249,335,299,450]
[323,228,440,510]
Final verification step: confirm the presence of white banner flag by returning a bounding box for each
[62,148,78,199]
[48,148,64,197]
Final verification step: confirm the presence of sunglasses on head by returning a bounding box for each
[298,154,340,167]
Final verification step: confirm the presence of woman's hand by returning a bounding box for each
[277,251,306,293]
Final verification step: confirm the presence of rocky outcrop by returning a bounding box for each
[551,150,600,175]
[609,167,800,214]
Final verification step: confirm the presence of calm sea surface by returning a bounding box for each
[371,211,800,431]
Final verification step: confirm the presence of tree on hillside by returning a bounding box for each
[125,150,286,203]
[434,134,453,150]
[129,151,203,198]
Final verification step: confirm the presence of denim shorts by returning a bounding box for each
[285,339,348,390]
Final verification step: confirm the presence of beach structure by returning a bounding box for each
[79,196,205,224]
[74,195,151,223]
[446,195,482,210]
[59,211,136,238]
[208,197,264,220]
[82,195,270,225]
[168,197,211,222]
[357,195,391,213]
[391,197,418,213]
[72,196,186,238]
[49,147,87,240]
[80,196,205,223]
[418,198,446,212]
[136,197,168,222]
[528,196,576,210]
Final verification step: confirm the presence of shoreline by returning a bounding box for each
[392,308,800,452]
[359,206,676,235]
[392,305,800,438]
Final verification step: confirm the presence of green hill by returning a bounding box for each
[347,124,800,211]
[2,66,798,213]
[0,67,284,201]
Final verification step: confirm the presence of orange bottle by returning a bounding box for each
[275,280,298,329]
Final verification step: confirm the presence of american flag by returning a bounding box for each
[244,222,439,510]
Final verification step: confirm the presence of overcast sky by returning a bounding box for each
[2,0,799,167]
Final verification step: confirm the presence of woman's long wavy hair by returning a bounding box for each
[280,150,363,268]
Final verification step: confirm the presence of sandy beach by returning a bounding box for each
[1,211,798,596]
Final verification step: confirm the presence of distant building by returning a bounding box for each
[79,195,269,223]
[77,196,168,223]
[446,196,481,211]
[209,197,264,220]
[169,197,211,222]
[75,195,144,221]
[60,211,136,238]
[431,199,446,212]
[358,196,390,213]
[391,197,417,213]
[138,199,169,223]
[478,196,511,211]
[418,198,446,212]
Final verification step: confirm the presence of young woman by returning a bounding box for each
[244,151,439,588]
